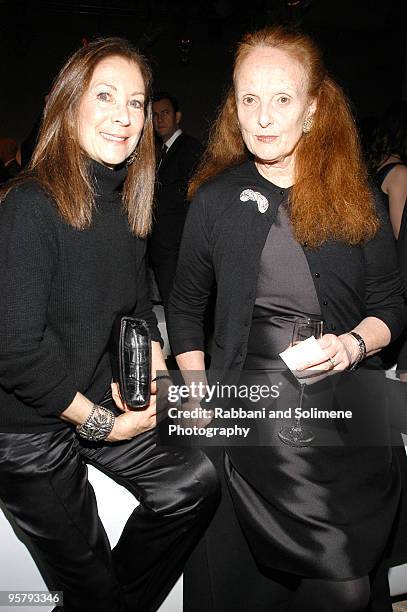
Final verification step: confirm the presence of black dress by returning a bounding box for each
[226,205,400,580]
[184,205,402,611]
[175,159,407,610]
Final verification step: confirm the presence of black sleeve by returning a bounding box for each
[132,238,163,346]
[363,191,407,339]
[167,188,214,355]
[0,187,77,416]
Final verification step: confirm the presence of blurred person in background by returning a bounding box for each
[370,101,407,373]
[150,92,203,311]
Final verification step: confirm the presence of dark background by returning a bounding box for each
[0,0,406,144]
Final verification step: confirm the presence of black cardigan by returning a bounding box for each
[0,161,161,432]
[168,161,406,377]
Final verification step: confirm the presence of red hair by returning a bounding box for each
[189,26,378,247]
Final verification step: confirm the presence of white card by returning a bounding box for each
[279,336,326,380]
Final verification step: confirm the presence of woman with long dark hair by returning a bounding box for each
[0,38,219,612]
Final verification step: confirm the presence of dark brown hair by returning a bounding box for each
[1,37,155,238]
[189,26,378,247]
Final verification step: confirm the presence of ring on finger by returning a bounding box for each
[328,357,336,369]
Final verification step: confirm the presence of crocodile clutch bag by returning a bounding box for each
[110,316,151,410]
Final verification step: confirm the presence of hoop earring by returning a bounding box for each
[302,115,313,134]
[126,148,139,166]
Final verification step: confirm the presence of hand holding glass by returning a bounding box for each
[278,317,323,447]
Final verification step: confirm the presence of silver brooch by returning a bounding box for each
[240,189,269,213]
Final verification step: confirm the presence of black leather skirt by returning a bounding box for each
[225,365,401,579]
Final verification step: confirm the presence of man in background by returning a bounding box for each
[150,92,203,312]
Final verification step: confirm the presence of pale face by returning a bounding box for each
[235,47,316,177]
[78,55,146,167]
[152,98,181,143]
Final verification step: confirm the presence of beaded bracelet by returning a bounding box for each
[347,331,367,371]
[76,404,115,442]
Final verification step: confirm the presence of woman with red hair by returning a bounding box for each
[168,26,406,611]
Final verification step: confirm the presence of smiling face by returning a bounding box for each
[78,55,146,167]
[235,47,316,177]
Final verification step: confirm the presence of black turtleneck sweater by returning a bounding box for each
[0,161,161,432]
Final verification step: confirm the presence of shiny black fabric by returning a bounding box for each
[222,208,402,580]
[183,447,295,612]
[0,423,219,612]
[227,362,401,578]
[226,444,399,580]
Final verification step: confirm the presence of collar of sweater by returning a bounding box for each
[90,158,127,198]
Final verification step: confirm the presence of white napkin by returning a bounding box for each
[279,336,326,382]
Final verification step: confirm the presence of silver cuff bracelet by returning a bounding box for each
[76,404,115,442]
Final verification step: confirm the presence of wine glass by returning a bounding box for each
[278,317,323,447]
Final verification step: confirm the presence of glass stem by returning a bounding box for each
[294,382,305,430]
